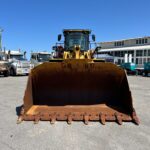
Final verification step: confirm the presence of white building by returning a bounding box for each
[97,36,150,68]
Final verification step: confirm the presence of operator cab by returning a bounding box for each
[52,29,96,58]
[63,29,92,51]
[57,29,95,51]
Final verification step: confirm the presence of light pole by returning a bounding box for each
[0,28,4,51]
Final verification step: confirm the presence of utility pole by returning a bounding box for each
[0,28,4,51]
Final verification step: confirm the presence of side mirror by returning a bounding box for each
[24,51,26,58]
[4,47,6,54]
[95,46,101,52]
[95,46,102,51]
[58,34,62,41]
[37,54,39,59]
[8,50,11,54]
[92,34,96,41]
[52,46,57,50]
[8,50,11,59]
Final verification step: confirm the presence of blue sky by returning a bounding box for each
[0,0,150,59]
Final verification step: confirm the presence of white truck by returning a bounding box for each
[30,51,51,67]
[0,51,10,77]
[5,50,33,76]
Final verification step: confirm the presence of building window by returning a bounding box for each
[120,51,124,57]
[139,58,142,64]
[144,50,147,56]
[128,50,134,56]
[143,58,147,63]
[110,52,113,56]
[114,51,120,57]
[114,41,124,47]
[132,58,134,63]
[148,50,150,56]
[124,51,127,54]
[136,38,148,44]
[147,58,150,62]
[136,50,143,56]
[142,39,145,44]
[137,58,142,64]
[118,59,121,64]
[136,58,138,64]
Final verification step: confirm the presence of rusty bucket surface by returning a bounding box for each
[18,59,139,125]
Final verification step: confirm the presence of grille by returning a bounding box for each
[21,63,30,68]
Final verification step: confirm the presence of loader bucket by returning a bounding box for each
[18,59,139,125]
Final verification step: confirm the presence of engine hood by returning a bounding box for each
[0,61,10,68]
[0,61,10,65]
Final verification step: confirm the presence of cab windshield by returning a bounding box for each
[0,55,6,61]
[38,54,50,62]
[10,55,26,60]
[64,32,89,51]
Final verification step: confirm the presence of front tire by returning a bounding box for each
[4,71,9,77]
[144,71,148,77]
[10,68,16,76]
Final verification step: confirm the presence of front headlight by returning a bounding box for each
[0,64,7,69]
[17,65,21,68]
[30,64,34,69]
[0,66,7,70]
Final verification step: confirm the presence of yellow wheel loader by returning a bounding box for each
[18,29,139,125]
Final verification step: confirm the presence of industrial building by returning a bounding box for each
[97,36,150,69]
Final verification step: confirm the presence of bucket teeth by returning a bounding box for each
[67,114,72,124]
[34,120,39,124]
[132,111,140,125]
[50,115,56,124]
[84,114,89,125]
[133,116,140,125]
[17,106,24,124]
[34,116,40,124]
[100,113,105,125]
[20,107,24,115]
[17,116,23,124]
[115,113,122,125]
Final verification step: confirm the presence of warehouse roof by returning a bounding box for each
[99,45,150,52]
[99,36,150,44]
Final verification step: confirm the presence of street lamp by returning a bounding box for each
[0,28,4,51]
